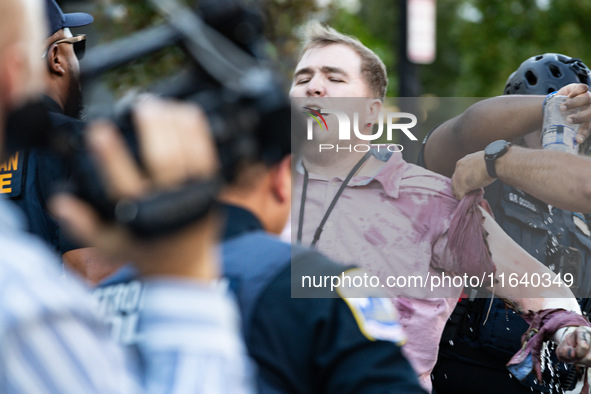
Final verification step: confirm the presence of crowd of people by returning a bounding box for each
[3,0,591,393]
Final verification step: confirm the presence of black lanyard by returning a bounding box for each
[297,151,372,247]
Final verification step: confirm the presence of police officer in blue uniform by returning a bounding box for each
[218,139,426,393]
[220,204,423,393]
[418,54,591,393]
[0,0,92,256]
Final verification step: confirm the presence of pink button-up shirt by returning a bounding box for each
[293,152,482,391]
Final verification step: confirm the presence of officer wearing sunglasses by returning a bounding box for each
[44,34,86,61]
[0,0,114,281]
[43,0,91,119]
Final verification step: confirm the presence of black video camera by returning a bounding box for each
[6,0,298,238]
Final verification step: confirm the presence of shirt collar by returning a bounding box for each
[297,148,406,198]
[297,148,389,185]
[42,95,64,114]
[372,151,406,198]
[221,203,264,241]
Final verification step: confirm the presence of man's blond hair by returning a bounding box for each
[299,21,388,100]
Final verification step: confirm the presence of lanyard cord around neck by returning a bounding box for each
[297,151,372,248]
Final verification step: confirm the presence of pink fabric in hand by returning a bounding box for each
[447,190,496,278]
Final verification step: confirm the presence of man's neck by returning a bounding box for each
[219,193,271,233]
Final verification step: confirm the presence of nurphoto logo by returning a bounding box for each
[303,107,329,132]
[303,107,418,152]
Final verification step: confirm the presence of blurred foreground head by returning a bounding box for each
[0,0,46,122]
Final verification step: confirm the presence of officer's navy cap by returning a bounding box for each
[45,0,93,37]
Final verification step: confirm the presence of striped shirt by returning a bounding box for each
[0,199,253,393]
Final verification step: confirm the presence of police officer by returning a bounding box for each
[0,0,121,282]
[419,54,591,393]
[0,0,90,252]
[218,150,425,393]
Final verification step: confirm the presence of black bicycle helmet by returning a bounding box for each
[503,53,591,95]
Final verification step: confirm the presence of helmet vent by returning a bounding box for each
[549,64,562,78]
[535,55,544,61]
[525,70,538,86]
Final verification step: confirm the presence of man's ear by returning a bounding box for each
[270,155,292,204]
[366,98,382,125]
[46,44,66,76]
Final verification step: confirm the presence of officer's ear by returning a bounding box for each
[270,155,292,204]
[45,44,66,76]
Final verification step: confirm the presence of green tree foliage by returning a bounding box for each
[92,0,591,98]
[262,0,321,80]
[421,0,591,96]
[264,0,591,97]
[92,0,187,95]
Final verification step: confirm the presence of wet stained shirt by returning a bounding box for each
[292,151,483,391]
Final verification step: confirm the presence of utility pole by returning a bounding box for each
[398,0,436,161]
[398,0,422,99]
[398,0,421,162]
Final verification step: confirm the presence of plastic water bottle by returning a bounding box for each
[541,94,579,154]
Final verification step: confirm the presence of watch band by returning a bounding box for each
[485,156,498,178]
[484,140,511,179]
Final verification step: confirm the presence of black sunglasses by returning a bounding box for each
[43,34,86,60]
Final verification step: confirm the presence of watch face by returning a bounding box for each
[485,140,509,157]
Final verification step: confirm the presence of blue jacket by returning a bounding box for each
[221,204,424,394]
